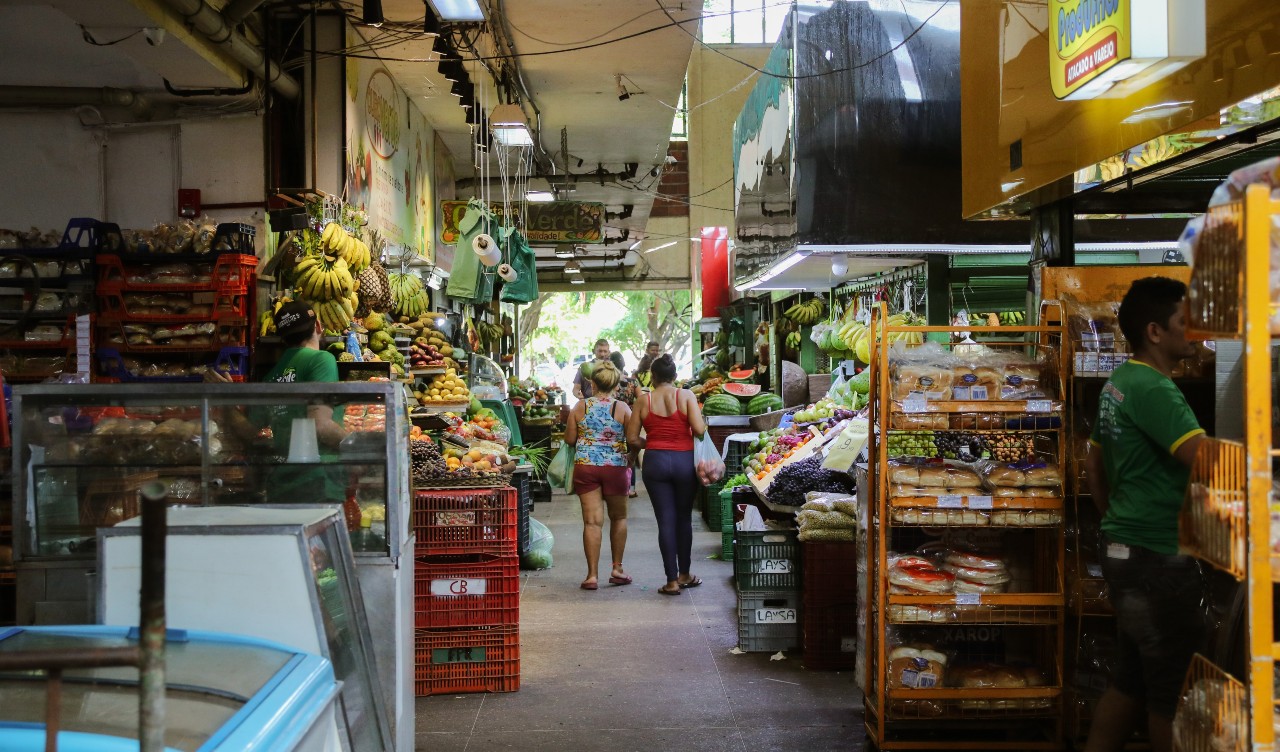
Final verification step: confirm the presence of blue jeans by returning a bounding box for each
[1100,534,1207,717]
[642,449,697,581]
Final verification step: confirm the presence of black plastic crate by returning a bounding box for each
[734,528,801,591]
[514,471,532,557]
[737,590,801,652]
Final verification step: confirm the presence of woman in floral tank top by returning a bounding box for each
[563,361,633,590]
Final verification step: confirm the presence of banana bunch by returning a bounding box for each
[836,312,925,363]
[998,311,1025,326]
[784,331,802,349]
[1133,136,1183,170]
[784,297,825,325]
[389,271,430,318]
[320,222,372,274]
[477,320,505,352]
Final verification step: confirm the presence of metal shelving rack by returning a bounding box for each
[1175,183,1275,751]
[862,301,1067,750]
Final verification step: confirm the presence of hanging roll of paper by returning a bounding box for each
[472,233,501,266]
[497,263,518,283]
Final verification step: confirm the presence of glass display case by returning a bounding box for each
[469,353,508,400]
[11,382,409,562]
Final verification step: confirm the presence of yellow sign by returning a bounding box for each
[1049,0,1131,99]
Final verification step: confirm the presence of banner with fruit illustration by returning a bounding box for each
[345,24,434,258]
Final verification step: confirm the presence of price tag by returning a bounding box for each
[952,386,971,401]
[903,394,928,413]
[1027,400,1052,413]
[937,495,963,509]
[970,386,989,400]
[955,593,981,605]
[967,495,993,510]
[758,559,793,574]
[430,577,487,597]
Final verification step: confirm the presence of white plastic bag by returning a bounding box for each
[694,432,726,486]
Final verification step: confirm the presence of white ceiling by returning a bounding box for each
[0,0,704,284]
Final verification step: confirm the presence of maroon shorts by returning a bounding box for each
[572,464,631,497]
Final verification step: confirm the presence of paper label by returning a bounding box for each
[903,394,928,413]
[926,391,948,401]
[952,386,971,401]
[1105,542,1130,560]
[822,418,870,472]
[901,669,939,689]
[970,386,989,400]
[432,647,486,663]
[1086,563,1103,578]
[937,495,963,509]
[955,593,981,605]
[967,495,993,510]
[430,577,488,596]
[755,608,798,624]
[1027,400,1052,413]
[757,559,793,574]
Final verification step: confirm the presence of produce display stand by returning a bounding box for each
[863,302,1067,750]
[1170,184,1274,750]
[747,425,826,501]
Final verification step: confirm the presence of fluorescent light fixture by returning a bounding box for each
[554,246,575,258]
[490,103,533,146]
[427,0,485,22]
[628,240,642,251]
[643,241,678,254]
[569,275,585,284]
[735,251,806,291]
[526,190,555,203]
[563,260,582,274]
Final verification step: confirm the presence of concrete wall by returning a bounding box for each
[686,44,772,291]
[0,111,265,235]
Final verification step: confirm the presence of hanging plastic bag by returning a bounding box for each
[499,227,540,304]
[694,432,726,486]
[547,442,575,491]
[522,517,555,569]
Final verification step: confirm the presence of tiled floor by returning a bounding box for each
[414,487,866,751]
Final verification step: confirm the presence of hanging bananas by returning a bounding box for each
[834,312,926,363]
[319,221,372,274]
[783,296,825,325]
[389,271,430,319]
[784,331,802,349]
[292,228,357,333]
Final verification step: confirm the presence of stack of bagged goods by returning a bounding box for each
[889,459,987,525]
[886,555,953,624]
[118,217,236,255]
[941,549,1010,594]
[976,460,1064,526]
[102,321,227,349]
[889,342,1055,404]
[795,494,858,542]
[887,642,949,717]
[947,663,1050,709]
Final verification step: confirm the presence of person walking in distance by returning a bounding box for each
[625,354,707,595]
[634,340,661,389]
[562,361,632,590]
[1084,277,1209,752]
[573,339,612,400]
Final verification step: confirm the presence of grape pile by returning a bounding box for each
[887,430,936,458]
[410,440,449,485]
[765,455,856,507]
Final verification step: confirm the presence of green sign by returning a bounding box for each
[432,647,486,664]
[439,200,605,245]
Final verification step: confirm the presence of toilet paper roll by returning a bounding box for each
[472,233,501,266]
[497,263,518,283]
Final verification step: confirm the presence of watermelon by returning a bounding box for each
[703,393,743,416]
[747,393,783,415]
[727,368,755,382]
[722,382,761,397]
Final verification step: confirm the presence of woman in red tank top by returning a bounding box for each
[625,355,707,595]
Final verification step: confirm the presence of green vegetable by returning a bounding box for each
[521,549,553,570]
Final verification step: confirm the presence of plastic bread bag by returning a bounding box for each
[889,341,958,401]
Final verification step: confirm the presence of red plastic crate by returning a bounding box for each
[802,600,857,671]
[414,488,518,556]
[801,541,857,607]
[211,253,257,287]
[414,626,520,696]
[95,253,255,293]
[415,554,520,629]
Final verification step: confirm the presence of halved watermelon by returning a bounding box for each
[723,382,761,397]
[727,368,755,382]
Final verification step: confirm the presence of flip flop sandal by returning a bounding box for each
[608,574,633,585]
[658,585,682,595]
[678,576,703,589]
[580,581,598,590]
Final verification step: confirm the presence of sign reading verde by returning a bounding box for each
[439,200,605,244]
[1049,0,1130,99]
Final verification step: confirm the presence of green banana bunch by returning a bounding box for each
[389,271,430,318]
[784,297,825,325]
[999,311,1026,326]
[785,331,802,349]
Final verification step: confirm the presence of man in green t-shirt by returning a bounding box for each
[1084,277,1208,752]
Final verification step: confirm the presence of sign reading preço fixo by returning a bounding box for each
[1050,0,1130,99]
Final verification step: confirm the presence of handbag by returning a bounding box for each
[547,442,576,491]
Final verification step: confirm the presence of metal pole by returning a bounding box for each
[138,481,169,752]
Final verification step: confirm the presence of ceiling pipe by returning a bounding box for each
[221,0,268,25]
[0,86,153,119]
[156,0,300,99]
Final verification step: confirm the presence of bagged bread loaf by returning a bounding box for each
[888,644,949,689]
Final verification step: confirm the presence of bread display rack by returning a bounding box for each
[863,301,1067,750]
[1170,184,1275,751]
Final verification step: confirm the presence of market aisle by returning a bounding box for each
[414,486,864,751]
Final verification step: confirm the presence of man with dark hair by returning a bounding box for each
[634,340,661,389]
[1084,276,1207,752]
[573,339,612,400]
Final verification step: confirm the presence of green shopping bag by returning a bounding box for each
[446,199,496,304]
[499,227,539,304]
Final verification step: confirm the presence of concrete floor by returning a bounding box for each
[414,486,866,751]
